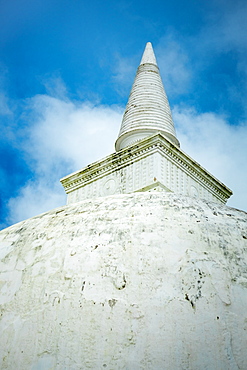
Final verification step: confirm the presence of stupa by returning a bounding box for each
[0,43,247,370]
[61,42,232,205]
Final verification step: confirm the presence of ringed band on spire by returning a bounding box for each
[115,42,180,151]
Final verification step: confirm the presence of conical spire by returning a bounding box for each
[115,42,180,151]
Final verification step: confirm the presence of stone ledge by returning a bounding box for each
[60,133,232,204]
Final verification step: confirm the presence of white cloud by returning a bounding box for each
[112,53,137,96]
[188,1,247,111]
[42,75,68,100]
[156,35,191,96]
[25,95,122,171]
[173,106,247,212]
[212,0,247,52]
[0,92,12,116]
[7,181,66,226]
[0,65,13,118]
[7,94,123,225]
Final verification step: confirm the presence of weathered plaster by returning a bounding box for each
[61,134,232,205]
[0,192,246,369]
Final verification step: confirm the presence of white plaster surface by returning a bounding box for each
[0,192,247,369]
[62,134,232,206]
[140,42,157,65]
[115,42,179,150]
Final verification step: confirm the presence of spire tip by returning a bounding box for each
[140,42,157,66]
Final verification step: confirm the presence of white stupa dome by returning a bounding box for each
[0,192,247,368]
[1,43,246,369]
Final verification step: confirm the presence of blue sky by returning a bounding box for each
[1,0,247,229]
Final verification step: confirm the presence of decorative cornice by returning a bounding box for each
[61,133,232,203]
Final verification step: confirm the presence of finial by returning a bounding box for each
[140,42,157,65]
